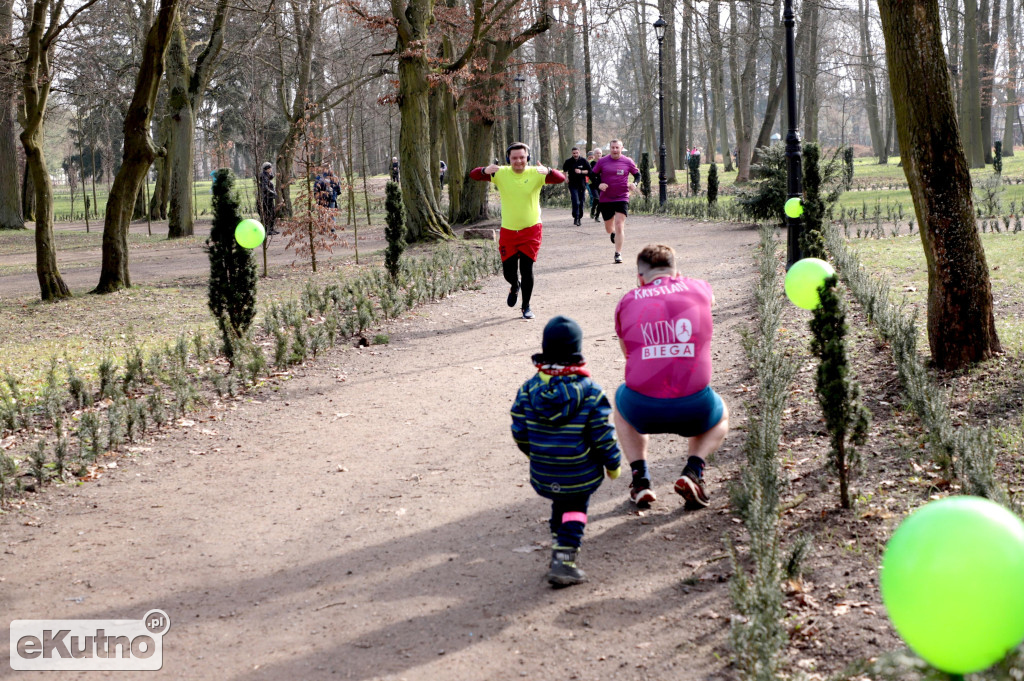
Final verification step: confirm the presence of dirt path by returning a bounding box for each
[1,213,759,680]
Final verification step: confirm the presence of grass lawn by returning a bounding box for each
[849,231,1024,354]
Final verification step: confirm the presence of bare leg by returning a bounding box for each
[613,213,627,253]
[687,402,730,463]
[615,408,649,464]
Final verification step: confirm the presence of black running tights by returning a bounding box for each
[502,253,535,309]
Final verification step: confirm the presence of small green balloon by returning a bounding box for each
[881,497,1024,674]
[235,219,265,249]
[783,258,834,310]
[784,197,804,218]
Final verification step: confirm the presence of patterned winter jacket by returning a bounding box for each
[510,373,621,499]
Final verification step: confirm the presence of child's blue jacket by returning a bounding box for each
[511,373,621,499]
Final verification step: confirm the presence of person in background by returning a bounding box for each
[258,162,279,236]
[561,147,591,226]
[590,139,639,264]
[390,157,399,182]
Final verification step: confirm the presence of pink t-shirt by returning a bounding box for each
[614,275,714,399]
[591,154,640,203]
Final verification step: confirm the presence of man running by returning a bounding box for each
[590,140,639,264]
[561,147,591,226]
[588,147,603,221]
[470,143,566,319]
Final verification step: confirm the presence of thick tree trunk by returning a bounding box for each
[751,0,783,171]
[658,0,677,182]
[878,0,1001,369]
[1002,0,1018,155]
[149,115,170,220]
[454,118,493,223]
[581,0,594,150]
[166,21,193,237]
[677,4,689,161]
[21,161,35,222]
[946,0,961,109]
[728,0,760,182]
[799,0,820,143]
[95,0,178,293]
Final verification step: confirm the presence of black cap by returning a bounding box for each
[534,315,584,365]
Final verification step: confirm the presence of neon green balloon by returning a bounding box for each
[783,258,834,310]
[881,497,1024,674]
[235,219,265,249]
[784,197,804,218]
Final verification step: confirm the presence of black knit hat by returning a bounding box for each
[533,315,585,365]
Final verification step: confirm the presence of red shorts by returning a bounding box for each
[498,224,543,262]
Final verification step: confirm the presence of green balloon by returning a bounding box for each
[235,219,265,249]
[881,497,1024,674]
[783,258,834,310]
[784,197,804,218]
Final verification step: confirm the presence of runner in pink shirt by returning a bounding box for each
[612,244,729,509]
[590,139,640,264]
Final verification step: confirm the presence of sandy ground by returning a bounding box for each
[1,212,762,680]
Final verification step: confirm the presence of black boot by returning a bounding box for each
[547,546,587,587]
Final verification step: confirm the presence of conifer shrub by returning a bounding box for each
[688,152,701,195]
[639,152,652,198]
[809,275,871,509]
[800,143,827,260]
[842,146,854,189]
[384,181,407,280]
[707,163,719,204]
[207,169,258,361]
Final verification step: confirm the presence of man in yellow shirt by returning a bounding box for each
[470,143,566,319]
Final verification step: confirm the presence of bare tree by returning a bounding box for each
[94,0,180,294]
[0,0,21,230]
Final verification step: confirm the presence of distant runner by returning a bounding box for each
[590,140,639,264]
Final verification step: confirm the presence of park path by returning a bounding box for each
[0,212,759,681]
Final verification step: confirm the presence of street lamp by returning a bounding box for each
[783,0,803,267]
[653,16,668,206]
[513,75,525,143]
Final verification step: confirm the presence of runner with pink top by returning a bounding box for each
[590,139,640,264]
[612,244,730,509]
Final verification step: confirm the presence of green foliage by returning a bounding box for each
[842,146,854,189]
[809,276,870,509]
[800,143,827,260]
[707,163,719,204]
[384,181,407,280]
[207,169,258,361]
[30,439,47,489]
[974,173,1005,217]
[730,226,795,680]
[639,153,652,198]
[994,141,1003,175]
[687,152,700,195]
[0,452,16,506]
[736,144,788,222]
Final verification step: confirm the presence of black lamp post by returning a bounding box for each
[653,16,668,206]
[513,75,525,143]
[783,0,803,267]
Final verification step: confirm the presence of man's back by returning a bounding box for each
[615,275,714,399]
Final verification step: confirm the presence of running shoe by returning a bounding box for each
[614,252,623,264]
[522,307,535,320]
[507,281,520,308]
[629,478,656,507]
[674,467,710,510]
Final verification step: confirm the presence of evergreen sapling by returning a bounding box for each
[809,275,870,509]
[384,181,407,280]
[639,152,652,199]
[207,169,258,361]
[707,163,719,205]
[688,152,701,195]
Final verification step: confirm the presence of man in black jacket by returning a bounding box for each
[561,147,591,226]
[258,162,279,235]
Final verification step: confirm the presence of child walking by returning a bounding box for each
[511,316,621,586]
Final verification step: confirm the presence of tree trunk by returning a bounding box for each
[978,0,1001,164]
[166,20,194,237]
[149,113,170,219]
[659,0,677,182]
[962,0,986,167]
[581,0,594,150]
[95,0,178,294]
[751,0,784,171]
[1002,0,1018,155]
[708,0,732,170]
[21,161,35,222]
[677,3,689,161]
[946,0,961,110]
[799,0,821,143]
[20,0,71,300]
[393,0,452,240]
[0,0,21,230]
[728,0,760,182]
[878,0,1001,369]
[859,0,885,161]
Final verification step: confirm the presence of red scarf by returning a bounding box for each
[534,362,591,377]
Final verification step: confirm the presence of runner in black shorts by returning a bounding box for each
[589,140,640,264]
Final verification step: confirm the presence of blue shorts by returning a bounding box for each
[615,384,725,438]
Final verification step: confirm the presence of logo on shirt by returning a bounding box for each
[640,317,695,360]
[616,169,624,175]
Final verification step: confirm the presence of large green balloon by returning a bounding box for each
[881,496,1024,674]
[783,258,834,310]
[784,197,804,218]
[235,219,265,249]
